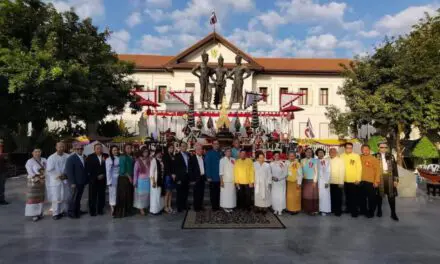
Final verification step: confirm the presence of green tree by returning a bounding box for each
[0,0,136,140]
[324,105,351,139]
[412,136,439,165]
[367,135,386,154]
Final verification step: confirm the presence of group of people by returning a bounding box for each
[21,138,400,222]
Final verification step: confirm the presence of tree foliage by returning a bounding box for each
[367,135,386,154]
[330,10,440,165]
[324,105,351,138]
[412,136,439,163]
[0,0,136,139]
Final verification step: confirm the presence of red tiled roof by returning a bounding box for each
[119,54,350,74]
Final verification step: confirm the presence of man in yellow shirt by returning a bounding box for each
[329,148,345,216]
[234,150,254,210]
[340,142,362,217]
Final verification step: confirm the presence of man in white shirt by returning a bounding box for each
[189,144,206,212]
[46,142,70,220]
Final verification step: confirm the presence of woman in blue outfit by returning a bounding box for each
[162,144,176,214]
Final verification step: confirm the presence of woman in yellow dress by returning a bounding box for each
[286,152,302,214]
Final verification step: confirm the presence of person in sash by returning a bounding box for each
[133,147,151,216]
[105,145,120,215]
[205,140,222,211]
[375,142,399,221]
[285,151,302,214]
[65,142,88,219]
[254,151,272,214]
[341,142,362,218]
[329,148,345,216]
[316,148,331,216]
[360,144,380,218]
[270,151,287,216]
[163,144,176,214]
[113,143,135,218]
[46,142,70,220]
[85,143,108,216]
[300,148,319,215]
[234,149,254,211]
[25,148,47,222]
[149,148,165,215]
[220,148,236,212]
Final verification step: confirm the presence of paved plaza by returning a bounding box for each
[0,177,439,264]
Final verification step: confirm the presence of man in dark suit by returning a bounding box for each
[189,144,206,212]
[65,142,88,218]
[174,142,190,212]
[85,143,108,216]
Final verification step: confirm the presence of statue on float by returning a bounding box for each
[191,50,213,110]
[228,54,251,110]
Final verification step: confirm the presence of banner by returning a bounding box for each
[279,92,304,112]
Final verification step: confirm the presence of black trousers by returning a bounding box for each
[330,184,343,216]
[68,184,85,217]
[193,179,205,211]
[376,195,396,215]
[88,178,106,215]
[344,182,360,217]
[210,181,221,210]
[0,172,5,202]
[237,184,252,210]
[360,181,376,217]
[176,179,189,211]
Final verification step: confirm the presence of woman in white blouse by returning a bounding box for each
[220,148,236,213]
[105,145,120,215]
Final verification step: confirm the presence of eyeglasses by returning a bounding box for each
[76,148,84,150]
[379,147,388,149]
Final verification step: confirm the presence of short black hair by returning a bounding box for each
[273,151,280,155]
[255,151,265,159]
[344,142,353,148]
[239,149,246,153]
[377,141,388,147]
[361,144,370,149]
[315,148,326,156]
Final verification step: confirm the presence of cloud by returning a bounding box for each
[155,25,172,34]
[374,4,439,36]
[146,0,172,8]
[227,28,275,50]
[305,34,338,50]
[358,30,380,38]
[49,0,105,19]
[139,34,173,53]
[257,0,361,32]
[257,10,286,30]
[308,25,323,35]
[108,30,131,53]
[126,12,142,28]
[145,9,167,23]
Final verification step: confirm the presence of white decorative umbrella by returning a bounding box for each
[83,141,109,156]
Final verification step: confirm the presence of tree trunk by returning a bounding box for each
[86,121,99,139]
[395,122,404,167]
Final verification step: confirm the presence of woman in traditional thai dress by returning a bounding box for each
[254,151,272,213]
[286,152,302,214]
[133,147,151,215]
[149,149,165,215]
[270,151,287,216]
[300,148,319,215]
[25,148,47,222]
[316,148,331,215]
[113,144,135,218]
[106,145,120,216]
[220,148,236,212]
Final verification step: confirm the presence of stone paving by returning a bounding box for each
[1,177,440,264]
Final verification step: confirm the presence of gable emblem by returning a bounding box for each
[210,48,218,59]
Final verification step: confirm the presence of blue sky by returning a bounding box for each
[48,0,440,58]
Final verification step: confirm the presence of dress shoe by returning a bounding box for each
[97,211,104,215]
[80,210,88,215]
[391,214,399,222]
[32,216,41,222]
[52,214,63,220]
[377,211,382,217]
[68,214,79,219]
[90,213,97,217]
[0,200,9,205]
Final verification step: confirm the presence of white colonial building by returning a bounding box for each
[116,33,351,139]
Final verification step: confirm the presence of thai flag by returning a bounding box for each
[305,118,315,138]
[210,12,217,25]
